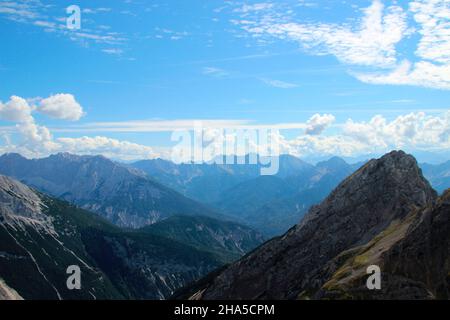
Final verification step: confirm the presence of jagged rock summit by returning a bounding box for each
[184,151,439,300]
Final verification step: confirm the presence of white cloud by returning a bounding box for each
[234,3,274,14]
[17,122,59,152]
[0,1,127,52]
[0,94,158,160]
[284,134,368,158]
[102,48,124,55]
[82,8,112,14]
[0,96,34,123]
[356,0,450,90]
[304,114,335,135]
[269,111,450,159]
[2,94,450,160]
[260,78,298,88]
[202,67,229,78]
[56,136,156,160]
[410,0,450,64]
[200,111,450,159]
[33,20,56,28]
[59,119,252,133]
[233,0,450,90]
[165,111,450,161]
[354,59,450,90]
[0,1,39,20]
[38,94,84,121]
[1,107,450,160]
[342,111,450,151]
[0,95,59,153]
[238,0,409,68]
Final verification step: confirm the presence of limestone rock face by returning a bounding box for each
[188,151,439,300]
[0,175,55,234]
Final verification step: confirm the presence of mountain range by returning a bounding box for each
[0,153,221,228]
[0,152,448,237]
[176,151,450,300]
[132,155,449,236]
[131,155,359,235]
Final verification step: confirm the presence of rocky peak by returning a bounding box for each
[300,150,436,234]
[193,151,438,300]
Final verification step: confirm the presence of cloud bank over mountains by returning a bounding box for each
[1,93,449,161]
[0,94,155,160]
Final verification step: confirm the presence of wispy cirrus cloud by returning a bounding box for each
[201,67,300,89]
[102,48,124,55]
[260,78,298,89]
[230,0,450,90]
[151,27,189,40]
[0,1,127,51]
[233,3,274,14]
[2,104,450,160]
[82,7,111,14]
[233,0,409,67]
[202,67,230,78]
[355,0,450,90]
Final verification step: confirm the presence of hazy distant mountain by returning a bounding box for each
[213,156,356,235]
[0,153,219,228]
[0,175,225,299]
[131,157,260,204]
[214,175,296,218]
[143,215,264,263]
[132,155,355,235]
[179,151,449,300]
[131,154,313,204]
[421,161,450,194]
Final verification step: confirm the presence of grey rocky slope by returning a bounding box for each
[0,153,218,228]
[0,278,22,300]
[181,151,440,299]
[319,189,450,299]
[0,174,233,299]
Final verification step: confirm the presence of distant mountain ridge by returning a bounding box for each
[0,153,219,228]
[421,160,450,194]
[131,154,314,203]
[132,154,449,236]
[132,154,355,235]
[1,152,448,237]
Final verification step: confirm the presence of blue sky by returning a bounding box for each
[0,0,449,163]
